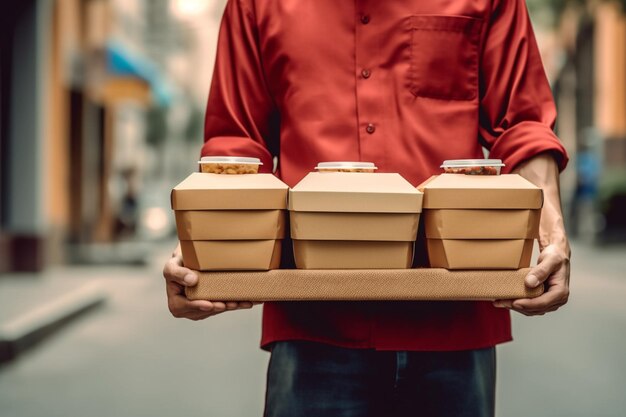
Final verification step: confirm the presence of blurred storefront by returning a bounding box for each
[3,0,626,275]
[1,0,225,272]
[538,0,626,242]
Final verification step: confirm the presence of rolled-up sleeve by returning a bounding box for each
[201,0,276,173]
[478,0,568,173]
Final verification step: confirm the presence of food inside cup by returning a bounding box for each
[440,159,505,175]
[199,156,262,174]
[315,162,378,173]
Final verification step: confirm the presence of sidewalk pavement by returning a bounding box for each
[0,269,107,363]
[0,240,625,417]
[0,241,157,363]
[0,241,270,417]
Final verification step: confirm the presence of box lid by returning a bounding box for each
[289,172,423,213]
[171,173,289,210]
[418,174,543,209]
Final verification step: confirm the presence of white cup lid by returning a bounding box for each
[315,161,378,170]
[199,156,263,165]
[440,159,505,168]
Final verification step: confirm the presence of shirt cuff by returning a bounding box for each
[488,121,569,174]
[201,136,274,173]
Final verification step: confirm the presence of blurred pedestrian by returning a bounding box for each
[164,1,571,416]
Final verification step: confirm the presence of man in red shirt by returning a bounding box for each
[163,0,571,415]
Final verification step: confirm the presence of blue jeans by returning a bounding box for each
[264,341,495,417]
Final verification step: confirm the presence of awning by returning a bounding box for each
[105,40,174,106]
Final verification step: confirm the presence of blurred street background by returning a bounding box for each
[1,0,625,416]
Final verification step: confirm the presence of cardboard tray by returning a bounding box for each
[185,268,542,301]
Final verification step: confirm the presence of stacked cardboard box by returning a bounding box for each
[289,172,423,269]
[419,174,542,269]
[171,173,289,271]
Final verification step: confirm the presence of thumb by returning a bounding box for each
[525,248,561,288]
[524,272,542,289]
[164,256,198,287]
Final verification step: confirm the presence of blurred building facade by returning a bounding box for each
[3,0,626,273]
[540,1,626,241]
[1,0,226,272]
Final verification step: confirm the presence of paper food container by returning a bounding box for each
[289,172,423,269]
[198,156,262,174]
[171,172,288,271]
[419,174,543,270]
[315,161,378,173]
[440,159,505,175]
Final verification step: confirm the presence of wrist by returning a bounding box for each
[540,236,571,260]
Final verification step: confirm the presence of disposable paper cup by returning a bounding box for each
[199,156,262,174]
[440,159,505,175]
[315,162,378,173]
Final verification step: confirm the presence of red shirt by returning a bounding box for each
[201,0,568,351]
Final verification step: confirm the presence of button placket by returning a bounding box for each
[355,5,383,162]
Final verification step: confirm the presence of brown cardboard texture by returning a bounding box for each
[171,172,288,210]
[424,209,540,239]
[293,241,414,269]
[419,174,542,270]
[185,268,544,301]
[290,212,419,241]
[180,240,281,271]
[419,174,543,209]
[427,239,534,269]
[175,210,285,240]
[289,172,422,269]
[289,172,423,213]
[171,173,288,271]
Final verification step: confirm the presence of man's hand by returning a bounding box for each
[163,246,257,321]
[494,153,571,316]
[494,244,570,315]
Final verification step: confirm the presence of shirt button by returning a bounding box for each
[361,69,371,79]
[366,123,376,134]
[361,15,370,24]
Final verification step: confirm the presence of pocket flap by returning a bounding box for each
[408,15,483,101]
[409,15,483,35]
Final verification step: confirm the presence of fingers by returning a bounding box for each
[494,295,564,316]
[163,247,259,320]
[182,302,254,321]
[166,284,256,320]
[220,301,255,311]
[493,300,513,309]
[176,301,255,320]
[494,252,570,316]
[167,285,214,316]
[495,290,568,315]
[512,280,569,314]
[494,275,569,316]
[163,255,198,287]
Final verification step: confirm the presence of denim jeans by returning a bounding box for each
[264,341,495,417]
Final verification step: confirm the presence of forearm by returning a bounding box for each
[513,152,570,257]
[202,0,277,169]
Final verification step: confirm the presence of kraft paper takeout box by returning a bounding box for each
[419,174,543,269]
[171,172,288,271]
[289,172,423,269]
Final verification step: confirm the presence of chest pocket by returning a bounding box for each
[409,15,483,101]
